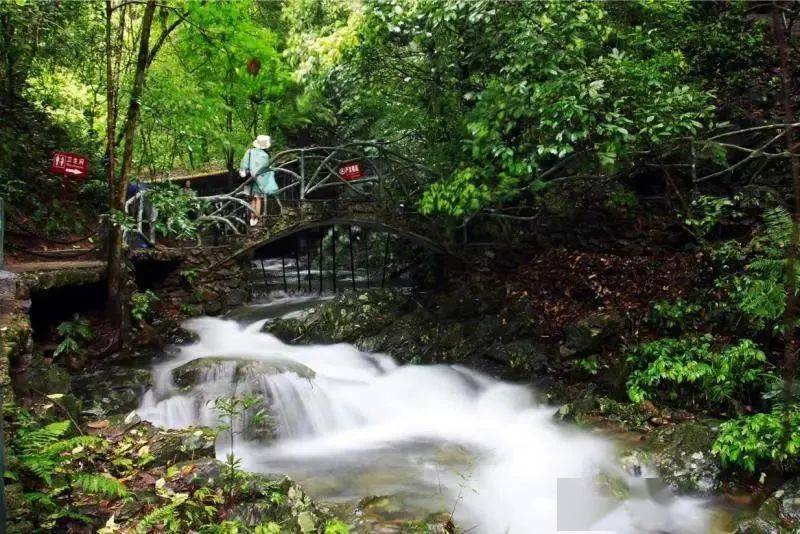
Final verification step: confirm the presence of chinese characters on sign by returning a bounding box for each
[51,151,89,179]
[338,162,364,181]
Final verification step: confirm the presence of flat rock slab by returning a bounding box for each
[6,260,106,273]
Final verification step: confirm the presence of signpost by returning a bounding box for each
[338,161,364,181]
[51,151,89,179]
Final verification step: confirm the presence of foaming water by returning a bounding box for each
[138,304,717,533]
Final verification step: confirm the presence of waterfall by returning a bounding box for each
[137,301,716,533]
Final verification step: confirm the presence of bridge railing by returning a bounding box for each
[125,142,433,246]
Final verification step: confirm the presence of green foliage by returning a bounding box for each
[324,519,351,534]
[139,1,293,174]
[181,269,200,285]
[81,179,110,213]
[146,182,205,240]
[604,188,639,215]
[54,315,94,358]
[254,523,282,534]
[136,487,222,533]
[683,195,733,238]
[213,393,267,503]
[5,409,134,530]
[577,355,600,376]
[303,0,714,216]
[72,473,130,499]
[713,410,800,472]
[625,336,774,410]
[650,299,703,332]
[718,207,798,332]
[9,417,105,485]
[131,289,160,324]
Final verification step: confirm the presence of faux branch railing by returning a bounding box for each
[125,142,433,245]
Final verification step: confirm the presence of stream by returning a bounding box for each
[136,294,727,533]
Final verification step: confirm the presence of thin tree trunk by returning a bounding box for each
[106,0,157,330]
[774,3,800,409]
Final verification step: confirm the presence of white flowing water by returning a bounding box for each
[137,296,720,533]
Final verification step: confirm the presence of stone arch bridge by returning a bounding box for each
[127,142,456,311]
[128,141,450,257]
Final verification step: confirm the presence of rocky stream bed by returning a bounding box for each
[10,288,800,532]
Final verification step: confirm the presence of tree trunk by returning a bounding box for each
[106,0,157,330]
[773,3,800,409]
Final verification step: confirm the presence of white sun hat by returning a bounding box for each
[253,135,271,149]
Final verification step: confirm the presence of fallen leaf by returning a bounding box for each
[88,420,110,429]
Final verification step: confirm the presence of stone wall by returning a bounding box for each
[135,246,251,317]
[0,271,31,403]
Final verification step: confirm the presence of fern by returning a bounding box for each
[42,435,103,456]
[136,502,182,533]
[17,420,71,453]
[73,473,130,498]
[18,453,63,485]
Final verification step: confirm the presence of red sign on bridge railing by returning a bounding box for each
[51,151,89,179]
[338,161,364,181]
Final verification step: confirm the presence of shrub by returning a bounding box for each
[650,299,703,332]
[131,290,159,324]
[324,520,351,534]
[54,315,94,358]
[719,207,798,332]
[713,410,800,472]
[626,336,774,410]
[682,195,733,238]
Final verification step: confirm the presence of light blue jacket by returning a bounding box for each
[239,148,277,195]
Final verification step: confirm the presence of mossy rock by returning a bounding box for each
[484,339,551,373]
[148,425,217,465]
[733,518,781,534]
[266,317,307,342]
[172,356,315,389]
[739,478,800,533]
[13,353,71,396]
[72,365,152,417]
[649,421,722,494]
[561,312,623,358]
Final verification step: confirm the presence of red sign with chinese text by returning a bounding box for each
[338,162,364,181]
[51,151,89,179]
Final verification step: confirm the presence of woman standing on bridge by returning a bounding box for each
[239,134,279,225]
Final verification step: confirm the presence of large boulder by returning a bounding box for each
[649,421,721,494]
[484,339,551,374]
[737,478,800,533]
[172,356,315,389]
[72,364,152,417]
[560,312,623,358]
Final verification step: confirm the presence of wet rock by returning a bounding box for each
[484,339,550,373]
[733,518,781,534]
[13,352,71,396]
[72,364,152,417]
[561,312,623,357]
[553,396,599,423]
[224,288,248,308]
[267,317,306,342]
[650,421,721,494]
[740,478,800,533]
[203,299,223,316]
[172,356,315,389]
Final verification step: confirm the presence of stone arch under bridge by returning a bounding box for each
[206,200,453,272]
